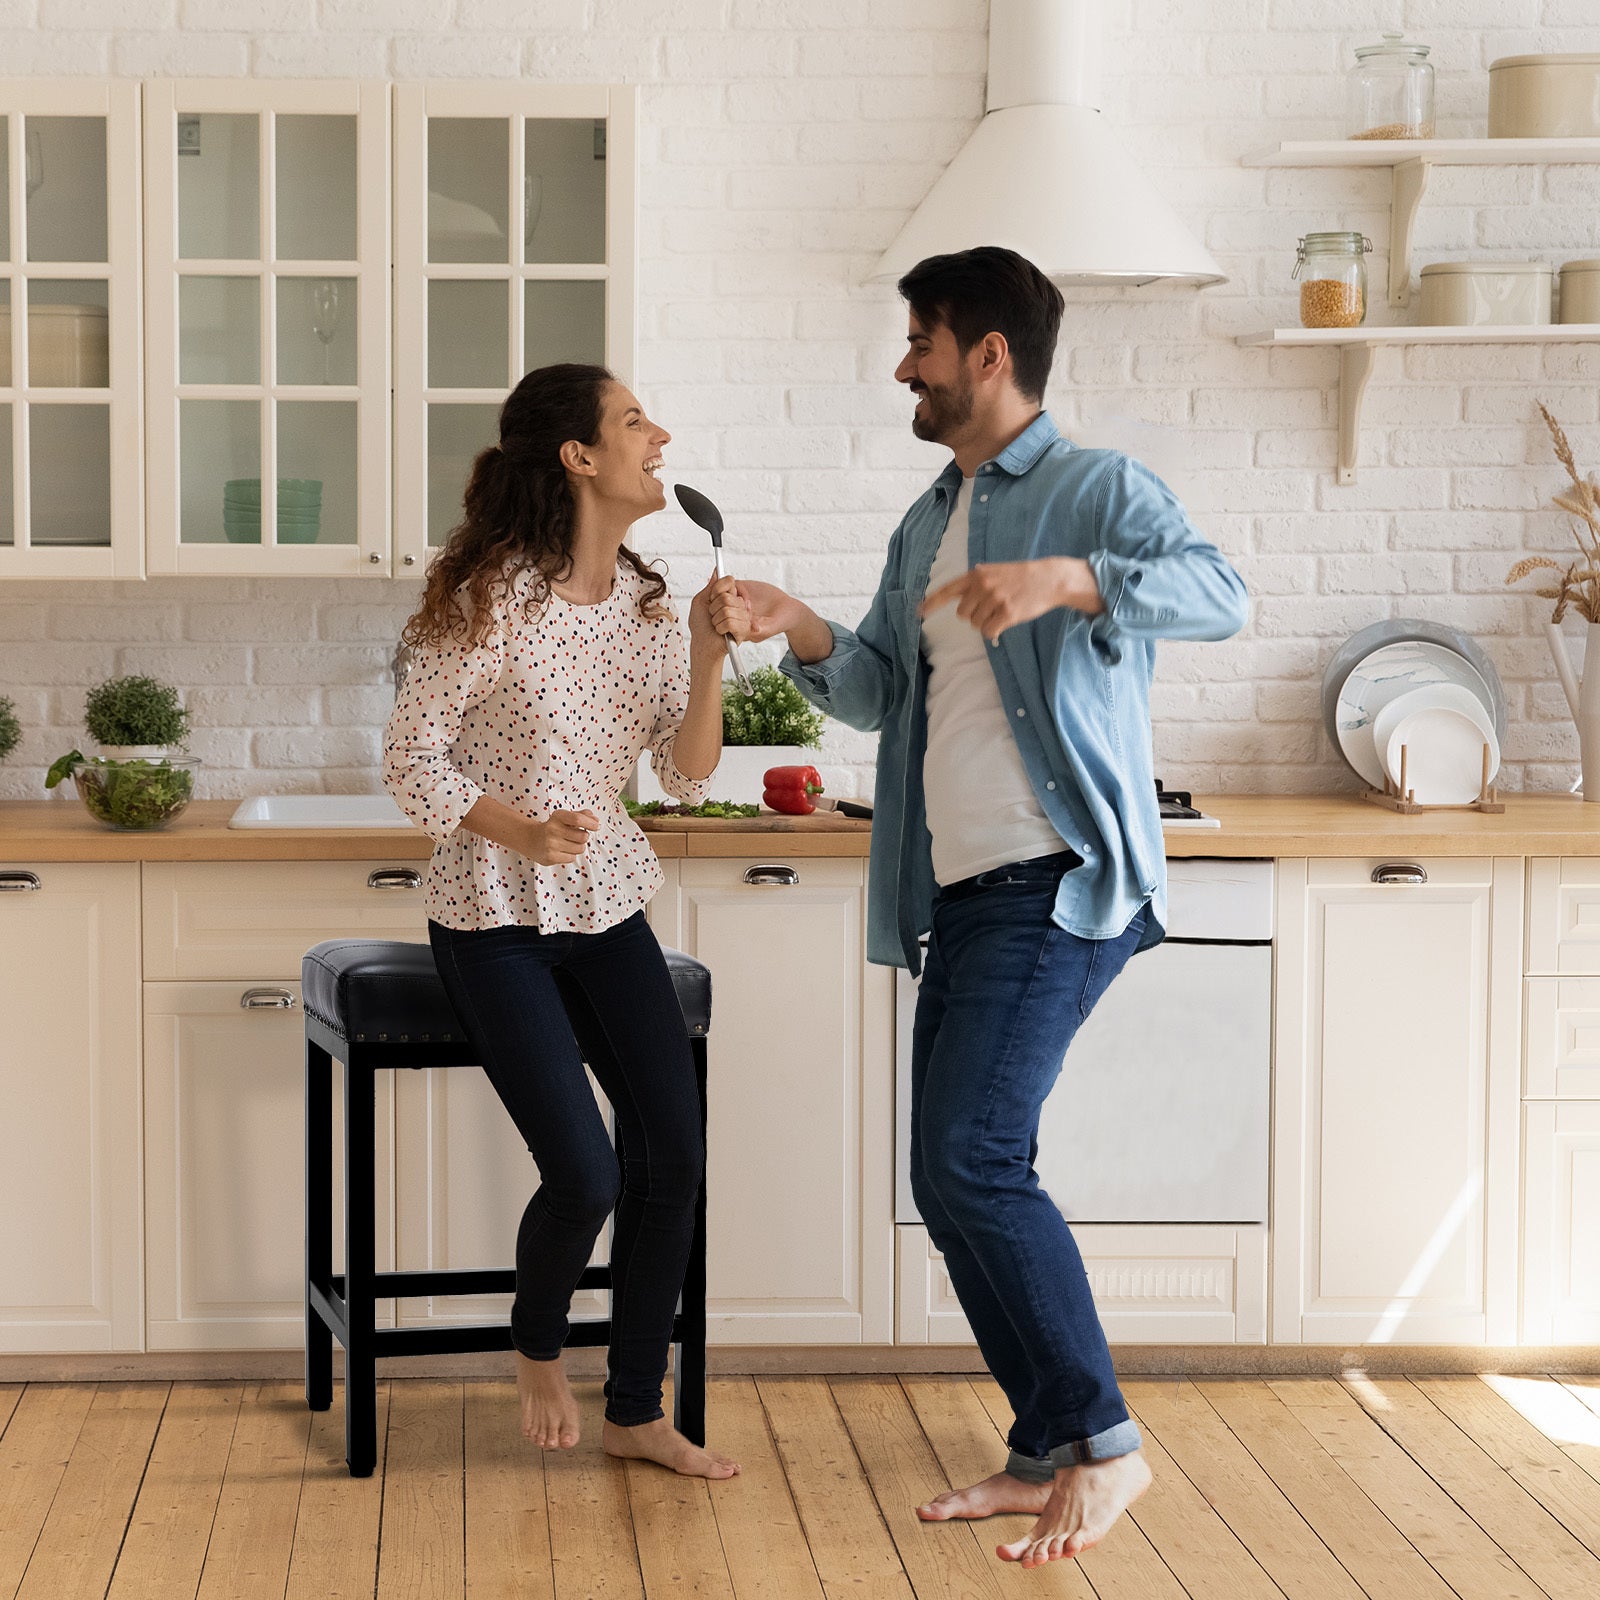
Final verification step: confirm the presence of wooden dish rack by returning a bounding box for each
[1360,741,1504,815]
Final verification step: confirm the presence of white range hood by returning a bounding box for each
[869,0,1224,288]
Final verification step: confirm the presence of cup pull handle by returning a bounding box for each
[0,871,42,892]
[743,864,800,887]
[368,868,422,890]
[241,987,298,1010]
[1372,862,1428,886]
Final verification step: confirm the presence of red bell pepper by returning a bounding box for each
[762,764,823,815]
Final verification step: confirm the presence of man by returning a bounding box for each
[721,246,1248,1568]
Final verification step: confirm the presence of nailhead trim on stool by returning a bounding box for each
[301,936,711,1477]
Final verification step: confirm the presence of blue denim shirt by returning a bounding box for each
[781,412,1248,973]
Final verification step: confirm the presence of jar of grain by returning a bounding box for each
[1294,233,1371,329]
[1347,32,1435,140]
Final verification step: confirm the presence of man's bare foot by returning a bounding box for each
[515,1351,581,1449]
[602,1416,740,1479]
[996,1451,1152,1567]
[915,1471,1052,1521]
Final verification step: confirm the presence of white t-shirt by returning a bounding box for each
[921,476,1067,886]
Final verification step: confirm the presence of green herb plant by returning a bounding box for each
[0,696,19,764]
[46,674,197,829]
[83,674,192,748]
[721,665,824,748]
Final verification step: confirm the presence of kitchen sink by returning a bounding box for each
[228,794,411,829]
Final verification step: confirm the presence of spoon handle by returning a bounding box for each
[712,547,754,695]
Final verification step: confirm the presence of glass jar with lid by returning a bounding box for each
[1348,32,1435,140]
[1294,232,1371,328]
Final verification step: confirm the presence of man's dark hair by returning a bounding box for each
[897,246,1064,404]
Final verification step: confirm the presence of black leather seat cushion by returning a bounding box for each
[302,937,711,1045]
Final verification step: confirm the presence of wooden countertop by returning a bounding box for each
[7,793,1600,862]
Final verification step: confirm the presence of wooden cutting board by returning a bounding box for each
[635,813,871,832]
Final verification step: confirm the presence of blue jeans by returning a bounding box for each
[910,851,1147,1481]
[428,911,703,1427]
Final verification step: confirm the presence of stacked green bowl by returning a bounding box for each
[222,478,323,545]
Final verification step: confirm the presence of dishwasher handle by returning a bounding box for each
[1372,862,1428,886]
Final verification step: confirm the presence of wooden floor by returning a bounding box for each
[4,1372,1600,1599]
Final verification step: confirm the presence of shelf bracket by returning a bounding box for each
[1337,342,1377,486]
[1388,158,1430,309]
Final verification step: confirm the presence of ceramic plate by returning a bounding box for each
[1322,618,1507,784]
[1384,704,1499,805]
[1332,640,1499,789]
[1372,683,1498,788]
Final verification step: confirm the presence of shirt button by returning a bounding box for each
[1046,781,1056,790]
[1015,708,1026,718]
[979,494,989,502]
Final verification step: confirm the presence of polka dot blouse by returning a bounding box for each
[382,561,710,934]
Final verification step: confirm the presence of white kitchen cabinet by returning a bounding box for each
[1522,1101,1600,1344]
[648,856,895,1344]
[392,82,636,574]
[143,980,394,1350]
[1272,857,1523,1345]
[0,863,142,1351]
[895,1223,1268,1346]
[142,80,391,576]
[1526,858,1600,975]
[1524,977,1600,1099]
[0,80,143,579]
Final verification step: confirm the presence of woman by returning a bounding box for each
[383,363,739,1480]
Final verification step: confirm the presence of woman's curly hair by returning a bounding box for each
[402,363,670,650]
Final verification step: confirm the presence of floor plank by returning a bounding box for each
[285,1383,390,1600]
[1269,1378,1543,1600]
[1485,1374,1600,1490]
[704,1378,826,1600]
[106,1383,241,1600]
[625,1455,737,1600]
[14,1383,168,1600]
[1125,1379,1366,1600]
[829,1375,1006,1600]
[903,1374,1119,1599]
[195,1379,314,1600]
[1415,1376,1600,1559]
[1195,1378,1457,1600]
[0,1383,96,1600]
[755,1377,914,1600]
[462,1379,554,1600]
[376,1378,465,1600]
[544,1383,644,1600]
[1342,1376,1600,1600]
[0,1387,22,1442]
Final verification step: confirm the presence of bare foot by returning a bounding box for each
[996,1451,1152,1567]
[915,1471,1052,1521]
[515,1351,581,1449]
[602,1416,740,1479]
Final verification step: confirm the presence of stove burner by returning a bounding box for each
[1155,779,1202,820]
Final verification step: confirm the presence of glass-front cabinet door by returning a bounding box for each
[0,81,142,579]
[393,84,636,575]
[143,81,389,576]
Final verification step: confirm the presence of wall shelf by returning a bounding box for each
[1236,325,1600,485]
[1243,139,1600,310]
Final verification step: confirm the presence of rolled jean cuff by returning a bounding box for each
[604,1403,665,1428]
[1006,1418,1144,1482]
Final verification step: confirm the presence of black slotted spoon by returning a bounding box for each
[675,483,754,696]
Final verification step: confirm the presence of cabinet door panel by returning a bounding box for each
[0,863,141,1351]
[1523,1102,1600,1344]
[1524,977,1600,1098]
[1527,858,1600,975]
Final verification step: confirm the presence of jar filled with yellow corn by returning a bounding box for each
[1294,232,1372,329]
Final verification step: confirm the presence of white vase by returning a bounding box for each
[632,745,814,806]
[1545,620,1600,801]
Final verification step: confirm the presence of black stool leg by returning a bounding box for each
[343,1054,378,1477]
[673,1036,709,1447]
[304,1037,334,1413]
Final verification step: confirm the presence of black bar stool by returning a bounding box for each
[300,936,711,1477]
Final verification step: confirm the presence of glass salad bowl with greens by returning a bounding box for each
[47,752,200,831]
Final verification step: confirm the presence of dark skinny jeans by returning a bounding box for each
[428,910,702,1428]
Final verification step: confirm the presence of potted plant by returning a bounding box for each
[46,674,201,830]
[634,665,826,806]
[0,696,19,768]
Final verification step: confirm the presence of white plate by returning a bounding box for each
[1384,705,1497,805]
[1334,640,1498,788]
[1373,683,1498,788]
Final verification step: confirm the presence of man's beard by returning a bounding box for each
[910,374,974,443]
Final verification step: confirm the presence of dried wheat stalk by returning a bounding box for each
[1505,404,1600,623]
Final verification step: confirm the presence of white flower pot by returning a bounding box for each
[633,745,816,807]
[96,744,172,761]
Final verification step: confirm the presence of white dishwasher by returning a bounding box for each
[894,858,1273,1225]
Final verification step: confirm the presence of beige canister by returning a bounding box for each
[1558,261,1600,326]
[1417,260,1553,326]
[0,303,110,386]
[1489,54,1600,138]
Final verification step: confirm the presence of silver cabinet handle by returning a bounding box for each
[241,987,297,1010]
[744,864,800,887]
[1372,862,1428,886]
[368,868,422,890]
[0,871,42,893]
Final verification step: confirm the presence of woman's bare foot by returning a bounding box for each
[996,1451,1152,1567]
[602,1416,740,1479]
[915,1471,1052,1521]
[515,1351,581,1449]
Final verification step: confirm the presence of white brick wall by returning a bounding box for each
[4,0,1600,804]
